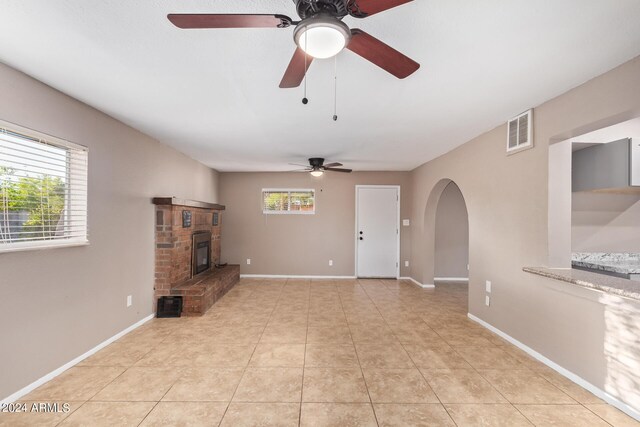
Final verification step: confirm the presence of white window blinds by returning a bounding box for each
[0,122,88,252]
[262,189,315,214]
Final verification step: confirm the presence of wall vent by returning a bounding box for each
[507,109,533,153]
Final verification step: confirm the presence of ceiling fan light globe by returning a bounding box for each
[298,27,345,58]
[310,170,324,177]
[294,17,351,59]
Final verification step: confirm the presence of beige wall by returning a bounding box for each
[410,55,640,411]
[3,50,640,414]
[0,63,219,400]
[572,191,640,253]
[434,182,469,278]
[219,172,411,277]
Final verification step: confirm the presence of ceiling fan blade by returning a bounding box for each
[288,163,311,167]
[348,0,413,17]
[325,167,352,173]
[167,14,293,29]
[323,162,343,168]
[347,29,419,79]
[280,48,314,88]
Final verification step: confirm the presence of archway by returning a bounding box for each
[434,182,469,282]
[421,179,469,286]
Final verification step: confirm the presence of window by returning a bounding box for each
[262,189,315,214]
[0,121,88,252]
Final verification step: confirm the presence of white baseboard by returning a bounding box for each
[468,313,640,422]
[241,274,437,289]
[1,313,155,405]
[399,276,435,289]
[240,274,357,279]
[434,277,469,282]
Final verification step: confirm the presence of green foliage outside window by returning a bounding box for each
[0,166,66,241]
[263,190,314,213]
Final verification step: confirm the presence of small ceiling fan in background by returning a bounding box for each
[290,158,352,176]
[167,0,420,88]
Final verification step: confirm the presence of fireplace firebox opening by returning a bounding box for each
[192,231,211,277]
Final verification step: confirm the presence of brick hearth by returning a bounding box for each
[170,265,239,315]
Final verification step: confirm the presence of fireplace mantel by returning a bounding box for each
[152,197,225,210]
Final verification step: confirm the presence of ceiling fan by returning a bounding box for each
[167,0,420,88]
[291,158,352,176]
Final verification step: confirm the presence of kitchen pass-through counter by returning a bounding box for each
[571,253,640,281]
[524,266,640,301]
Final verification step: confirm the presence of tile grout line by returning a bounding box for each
[418,283,580,425]
[336,279,380,426]
[466,349,580,423]
[359,278,459,427]
[298,277,312,427]
[51,329,179,427]
[50,353,140,426]
[211,279,275,426]
[383,280,462,427]
[417,285,520,422]
[92,324,192,426]
[135,374,185,427]
[582,404,617,427]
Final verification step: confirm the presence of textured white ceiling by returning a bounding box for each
[1,1,640,171]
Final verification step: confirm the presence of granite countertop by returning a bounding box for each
[571,253,640,275]
[523,266,640,301]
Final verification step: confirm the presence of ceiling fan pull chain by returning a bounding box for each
[333,55,338,121]
[302,27,309,105]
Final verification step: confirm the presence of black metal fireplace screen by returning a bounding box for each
[192,231,211,276]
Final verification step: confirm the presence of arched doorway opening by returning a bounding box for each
[434,182,469,282]
[421,179,470,288]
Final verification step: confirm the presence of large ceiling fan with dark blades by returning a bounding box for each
[290,158,352,176]
[167,0,420,88]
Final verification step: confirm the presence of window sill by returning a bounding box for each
[0,239,90,254]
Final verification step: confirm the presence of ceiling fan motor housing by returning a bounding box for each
[308,157,325,168]
[295,0,350,20]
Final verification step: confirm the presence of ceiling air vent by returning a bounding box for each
[507,109,533,153]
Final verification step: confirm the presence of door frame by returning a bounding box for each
[354,185,401,278]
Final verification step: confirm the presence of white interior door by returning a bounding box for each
[356,186,399,278]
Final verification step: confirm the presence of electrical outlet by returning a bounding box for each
[126,295,132,307]
[485,280,492,293]
[402,219,410,226]
[485,295,490,306]
[329,260,333,266]
[404,260,409,267]
[246,258,251,265]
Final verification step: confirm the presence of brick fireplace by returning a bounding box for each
[152,197,239,315]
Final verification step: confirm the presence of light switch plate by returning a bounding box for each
[329,260,333,266]
[404,261,409,267]
[485,295,490,306]
[246,259,251,265]
[126,295,132,307]
[485,280,492,293]
[402,219,410,226]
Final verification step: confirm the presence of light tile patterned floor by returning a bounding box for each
[1,278,638,426]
